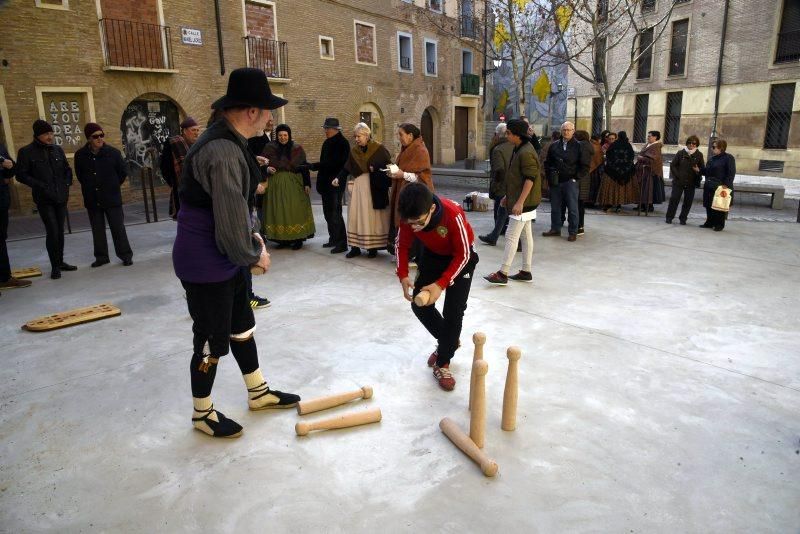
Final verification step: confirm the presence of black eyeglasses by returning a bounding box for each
[91,133,105,139]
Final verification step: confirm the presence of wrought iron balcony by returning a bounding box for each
[245,36,288,79]
[400,56,411,70]
[460,17,478,39]
[100,18,173,70]
[775,29,800,63]
[426,61,436,75]
[461,73,480,95]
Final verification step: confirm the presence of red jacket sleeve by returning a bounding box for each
[395,222,414,280]
[436,211,471,289]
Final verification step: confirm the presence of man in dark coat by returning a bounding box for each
[542,121,590,242]
[160,117,200,220]
[310,117,350,254]
[74,122,133,267]
[16,120,77,279]
[0,143,33,294]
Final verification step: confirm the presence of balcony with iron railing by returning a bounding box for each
[460,17,478,39]
[400,56,411,70]
[100,18,174,71]
[245,36,289,79]
[426,61,436,75]
[461,73,480,95]
[775,29,800,64]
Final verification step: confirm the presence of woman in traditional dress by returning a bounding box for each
[336,122,392,258]
[596,131,637,212]
[587,134,604,206]
[261,124,315,249]
[387,123,433,255]
[633,130,665,213]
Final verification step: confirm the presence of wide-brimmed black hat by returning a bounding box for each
[322,117,341,130]
[211,68,288,110]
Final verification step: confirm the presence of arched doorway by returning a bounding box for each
[120,93,181,183]
[358,102,384,144]
[421,108,434,165]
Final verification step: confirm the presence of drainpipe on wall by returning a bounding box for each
[710,0,730,149]
[214,0,225,75]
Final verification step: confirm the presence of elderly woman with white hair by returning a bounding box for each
[335,122,392,258]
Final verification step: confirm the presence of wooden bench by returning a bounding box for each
[664,179,785,209]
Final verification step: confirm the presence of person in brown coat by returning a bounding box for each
[634,130,665,212]
[387,123,432,255]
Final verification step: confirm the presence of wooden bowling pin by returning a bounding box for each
[501,346,521,431]
[469,359,488,448]
[469,332,486,411]
[440,417,498,477]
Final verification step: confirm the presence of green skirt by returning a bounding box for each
[262,171,316,241]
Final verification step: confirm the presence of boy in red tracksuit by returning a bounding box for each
[396,183,479,391]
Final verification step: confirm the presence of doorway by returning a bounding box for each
[421,108,434,165]
[454,106,469,161]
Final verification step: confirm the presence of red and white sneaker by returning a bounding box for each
[427,350,438,367]
[432,363,456,391]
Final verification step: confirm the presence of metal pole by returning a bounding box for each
[141,168,151,223]
[214,0,225,75]
[709,0,730,151]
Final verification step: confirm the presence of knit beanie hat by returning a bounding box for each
[33,119,54,137]
[180,117,198,129]
[84,122,103,138]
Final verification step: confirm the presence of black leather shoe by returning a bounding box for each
[122,259,133,266]
[700,222,713,228]
[367,249,378,258]
[91,259,110,268]
[478,234,496,246]
[330,244,347,254]
[713,226,724,232]
[51,269,61,279]
[345,247,361,258]
[290,241,303,250]
[665,219,673,224]
[59,263,77,271]
[679,220,687,225]
[322,242,333,248]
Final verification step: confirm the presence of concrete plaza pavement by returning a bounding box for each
[1,201,799,532]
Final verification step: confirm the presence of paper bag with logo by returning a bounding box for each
[712,185,732,212]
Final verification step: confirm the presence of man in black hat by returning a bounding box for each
[309,117,350,253]
[172,67,300,439]
[1,142,33,294]
[160,116,201,220]
[16,119,77,279]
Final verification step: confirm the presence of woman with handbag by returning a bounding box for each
[336,122,392,258]
[666,135,705,225]
[694,138,735,232]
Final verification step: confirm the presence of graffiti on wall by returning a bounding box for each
[120,99,179,180]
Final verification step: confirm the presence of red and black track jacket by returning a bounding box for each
[395,196,475,289]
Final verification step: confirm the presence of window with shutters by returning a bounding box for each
[591,98,604,136]
[668,19,689,76]
[633,94,649,143]
[664,92,683,145]
[637,28,654,80]
[776,0,800,63]
[764,83,796,149]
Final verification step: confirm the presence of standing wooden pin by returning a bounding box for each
[502,346,521,431]
[469,359,488,448]
[469,332,486,411]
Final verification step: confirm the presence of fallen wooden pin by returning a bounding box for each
[295,407,382,436]
[296,386,373,415]
[440,417,498,477]
[22,303,121,332]
[11,267,42,279]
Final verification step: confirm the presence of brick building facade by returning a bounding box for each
[0,0,486,214]
[566,0,800,177]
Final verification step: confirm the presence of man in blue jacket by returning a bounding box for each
[74,122,133,267]
[16,120,77,279]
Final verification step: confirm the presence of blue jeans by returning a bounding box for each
[486,197,508,242]
[549,179,579,235]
